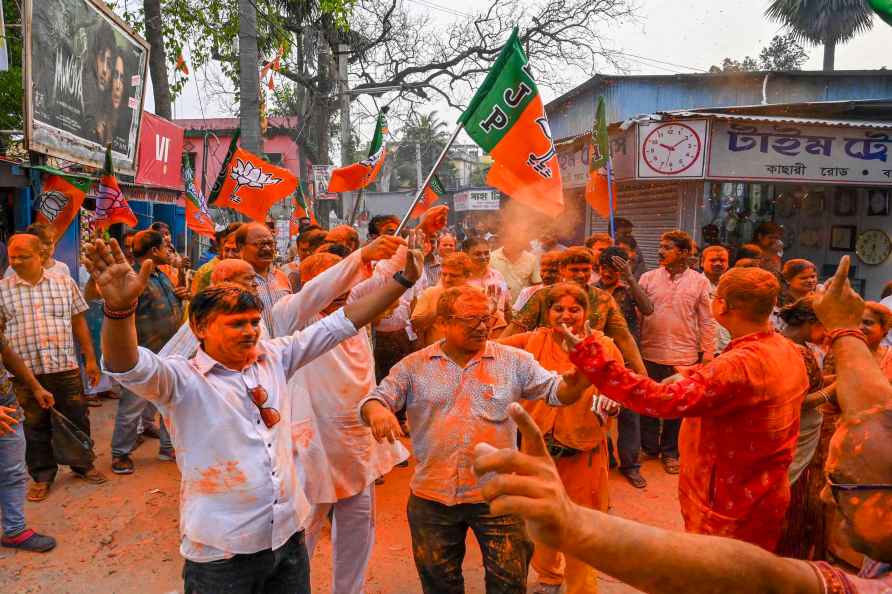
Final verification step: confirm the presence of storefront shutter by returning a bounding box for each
[589,181,682,269]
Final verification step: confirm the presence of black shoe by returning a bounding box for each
[620,469,647,489]
[141,425,161,440]
[111,455,135,475]
[1,529,57,552]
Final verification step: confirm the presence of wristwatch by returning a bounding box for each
[393,271,415,289]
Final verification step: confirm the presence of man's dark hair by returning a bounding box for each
[122,229,138,241]
[368,214,399,237]
[215,222,242,245]
[779,295,819,327]
[132,230,164,259]
[599,246,629,268]
[614,217,634,230]
[150,221,171,233]
[25,222,54,244]
[318,243,351,258]
[882,281,892,301]
[299,229,328,253]
[298,224,322,238]
[616,236,638,250]
[735,243,763,261]
[462,237,489,252]
[189,283,264,329]
[661,230,693,252]
[753,222,782,242]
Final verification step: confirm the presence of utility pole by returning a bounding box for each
[338,42,352,222]
[415,142,423,188]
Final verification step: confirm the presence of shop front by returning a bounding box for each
[563,102,892,299]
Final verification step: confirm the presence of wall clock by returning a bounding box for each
[641,123,703,175]
[855,229,892,265]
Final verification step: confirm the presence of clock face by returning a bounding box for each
[855,229,892,266]
[642,123,703,174]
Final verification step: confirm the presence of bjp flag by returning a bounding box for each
[458,27,563,218]
[584,95,614,219]
[411,174,445,219]
[328,109,388,193]
[94,146,138,230]
[289,183,317,235]
[34,169,92,238]
[213,147,298,222]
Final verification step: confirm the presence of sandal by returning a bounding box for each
[27,482,51,502]
[1,529,57,552]
[74,468,107,484]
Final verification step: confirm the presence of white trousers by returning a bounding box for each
[306,483,376,594]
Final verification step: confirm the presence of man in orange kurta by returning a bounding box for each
[501,327,622,593]
[569,267,809,552]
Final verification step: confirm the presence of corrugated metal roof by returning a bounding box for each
[652,111,892,129]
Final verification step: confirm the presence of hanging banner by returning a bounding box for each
[135,112,185,189]
[707,121,892,185]
[24,0,150,174]
[312,164,337,200]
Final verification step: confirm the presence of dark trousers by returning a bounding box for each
[617,407,642,471]
[15,369,94,483]
[640,361,681,459]
[183,530,310,594]
[407,494,532,594]
[374,329,414,422]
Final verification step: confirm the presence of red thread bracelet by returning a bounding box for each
[103,301,138,320]
[826,328,867,346]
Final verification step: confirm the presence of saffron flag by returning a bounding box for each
[584,96,614,219]
[34,169,92,238]
[207,130,241,205]
[182,153,216,239]
[289,183,317,236]
[214,147,298,222]
[328,109,388,193]
[411,174,445,219]
[458,27,563,218]
[94,146,138,230]
[175,53,189,75]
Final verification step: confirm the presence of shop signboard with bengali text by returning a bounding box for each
[24,0,149,174]
[557,127,636,189]
[453,190,500,212]
[707,121,892,186]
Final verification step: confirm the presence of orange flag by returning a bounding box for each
[328,110,387,193]
[583,95,614,219]
[584,145,614,219]
[34,170,91,238]
[94,146,137,229]
[185,196,216,238]
[214,147,297,222]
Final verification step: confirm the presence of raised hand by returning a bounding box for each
[556,320,593,349]
[474,403,576,549]
[813,256,864,331]
[361,234,406,263]
[610,256,634,281]
[418,205,449,237]
[83,239,153,310]
[403,232,424,283]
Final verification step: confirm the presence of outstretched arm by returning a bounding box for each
[473,404,822,594]
[814,256,892,416]
[341,243,423,331]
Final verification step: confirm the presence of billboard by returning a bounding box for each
[135,112,184,189]
[454,190,500,212]
[312,164,337,200]
[24,0,150,174]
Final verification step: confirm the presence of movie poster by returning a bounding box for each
[25,0,149,174]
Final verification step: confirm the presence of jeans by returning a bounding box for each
[15,369,95,483]
[111,388,172,457]
[0,390,27,536]
[640,361,681,459]
[617,407,642,472]
[407,494,532,594]
[183,530,310,594]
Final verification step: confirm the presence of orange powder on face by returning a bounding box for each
[851,493,892,544]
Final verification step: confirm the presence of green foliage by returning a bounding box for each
[0,0,23,132]
[392,112,456,188]
[766,0,874,46]
[709,33,809,73]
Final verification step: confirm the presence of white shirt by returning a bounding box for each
[104,309,358,562]
[882,296,892,348]
[279,249,410,504]
[4,260,71,279]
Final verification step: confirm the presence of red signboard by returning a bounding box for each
[135,112,185,189]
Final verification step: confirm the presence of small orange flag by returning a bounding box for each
[214,147,298,222]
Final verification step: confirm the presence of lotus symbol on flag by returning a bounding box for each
[96,183,126,217]
[231,159,283,194]
[36,191,69,222]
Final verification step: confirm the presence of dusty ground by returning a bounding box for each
[0,401,682,594]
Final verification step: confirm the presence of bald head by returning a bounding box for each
[211,259,257,292]
[8,234,44,280]
[9,234,41,252]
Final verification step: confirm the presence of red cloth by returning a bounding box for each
[569,331,809,551]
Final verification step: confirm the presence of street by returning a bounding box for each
[0,401,682,594]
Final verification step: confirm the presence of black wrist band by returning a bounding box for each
[393,271,415,289]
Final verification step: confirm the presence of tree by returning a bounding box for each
[765,0,874,71]
[144,0,173,119]
[0,0,23,142]
[709,33,810,73]
[239,0,263,153]
[128,0,634,170]
[390,112,456,188]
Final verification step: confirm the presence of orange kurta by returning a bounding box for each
[500,328,621,593]
[571,331,809,552]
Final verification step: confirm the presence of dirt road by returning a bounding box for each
[0,401,682,593]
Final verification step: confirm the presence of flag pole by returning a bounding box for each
[396,124,463,234]
[348,187,365,226]
[606,157,616,240]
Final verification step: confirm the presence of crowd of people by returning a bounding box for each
[1,209,891,594]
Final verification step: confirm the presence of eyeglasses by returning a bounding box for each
[827,479,892,504]
[247,240,276,249]
[449,314,497,329]
[248,386,281,428]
